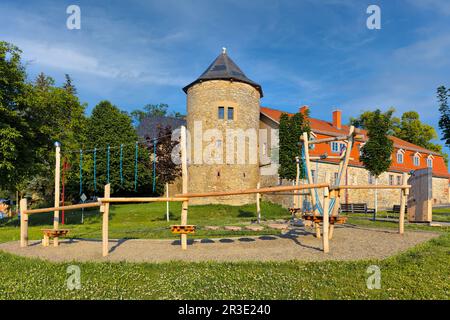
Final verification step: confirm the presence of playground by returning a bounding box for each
[1,125,449,300]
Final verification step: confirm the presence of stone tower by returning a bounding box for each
[183,48,263,205]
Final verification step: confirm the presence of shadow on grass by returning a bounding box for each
[238,210,256,218]
[151,212,179,221]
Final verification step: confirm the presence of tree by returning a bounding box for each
[35,72,54,90]
[0,41,38,191]
[360,109,394,178]
[10,72,87,204]
[350,108,395,134]
[438,86,450,146]
[351,108,442,153]
[392,111,441,153]
[145,125,181,192]
[278,112,310,180]
[63,74,77,95]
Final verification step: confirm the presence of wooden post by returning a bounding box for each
[294,156,300,208]
[329,190,337,240]
[165,182,170,222]
[181,201,188,250]
[302,132,318,214]
[102,184,111,257]
[256,182,261,223]
[20,198,28,248]
[399,172,407,235]
[53,142,61,247]
[322,186,330,253]
[180,126,189,250]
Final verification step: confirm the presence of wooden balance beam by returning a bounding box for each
[175,183,329,198]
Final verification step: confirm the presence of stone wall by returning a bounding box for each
[186,80,261,205]
[432,176,449,204]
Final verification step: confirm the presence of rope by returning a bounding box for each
[79,149,83,195]
[120,144,123,185]
[153,138,157,193]
[134,141,138,192]
[301,145,337,216]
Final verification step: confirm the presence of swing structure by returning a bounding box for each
[289,126,361,240]
[18,126,411,256]
[288,125,411,252]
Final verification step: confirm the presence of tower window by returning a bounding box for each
[227,107,234,120]
[218,106,225,119]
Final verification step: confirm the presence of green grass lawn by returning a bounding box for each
[0,202,449,299]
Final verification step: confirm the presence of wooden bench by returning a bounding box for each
[340,203,375,214]
[41,229,69,247]
[389,205,408,214]
[170,225,196,234]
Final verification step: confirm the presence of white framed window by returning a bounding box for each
[396,152,404,164]
[389,174,394,186]
[396,175,401,185]
[331,141,340,153]
[359,143,365,157]
[427,156,433,168]
[413,155,420,166]
[333,172,339,185]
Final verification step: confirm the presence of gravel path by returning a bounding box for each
[0,225,439,263]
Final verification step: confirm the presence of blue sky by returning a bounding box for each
[1,0,450,149]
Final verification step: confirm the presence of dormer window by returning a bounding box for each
[359,142,365,156]
[309,132,317,150]
[413,153,421,166]
[396,149,405,164]
[331,141,340,153]
[427,155,433,168]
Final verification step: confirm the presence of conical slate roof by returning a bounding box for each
[183,49,263,97]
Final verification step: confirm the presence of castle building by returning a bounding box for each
[183,49,450,208]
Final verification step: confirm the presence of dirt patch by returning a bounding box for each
[0,225,439,263]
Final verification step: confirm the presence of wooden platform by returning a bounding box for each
[170,225,196,234]
[41,229,70,247]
